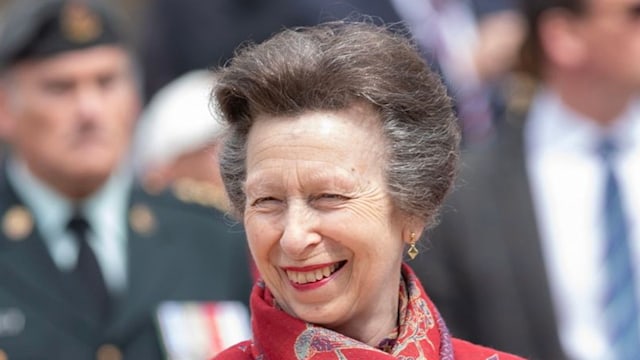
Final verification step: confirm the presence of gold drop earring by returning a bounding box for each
[407,232,418,260]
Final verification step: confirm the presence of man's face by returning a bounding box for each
[578,0,640,90]
[0,45,141,198]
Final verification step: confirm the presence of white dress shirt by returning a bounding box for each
[7,157,132,294]
[525,87,640,360]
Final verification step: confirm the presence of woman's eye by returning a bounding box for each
[251,197,279,206]
[318,193,348,201]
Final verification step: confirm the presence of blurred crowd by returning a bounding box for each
[0,0,527,147]
[0,0,638,359]
[133,0,525,145]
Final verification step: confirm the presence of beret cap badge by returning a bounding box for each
[60,1,103,44]
[0,0,124,68]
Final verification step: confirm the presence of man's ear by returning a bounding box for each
[538,9,588,69]
[0,82,18,142]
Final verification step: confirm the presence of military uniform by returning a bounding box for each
[0,163,253,359]
[0,1,253,358]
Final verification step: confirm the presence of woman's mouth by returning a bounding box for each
[285,261,346,285]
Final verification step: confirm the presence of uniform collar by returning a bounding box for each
[7,155,133,241]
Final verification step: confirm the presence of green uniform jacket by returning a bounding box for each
[0,167,253,359]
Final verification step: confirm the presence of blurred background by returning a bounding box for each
[6,1,640,359]
[0,0,524,145]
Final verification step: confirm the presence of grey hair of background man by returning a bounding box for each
[214,20,460,229]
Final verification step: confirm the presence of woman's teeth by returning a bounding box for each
[286,263,340,284]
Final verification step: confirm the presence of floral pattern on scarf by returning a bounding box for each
[213,264,524,360]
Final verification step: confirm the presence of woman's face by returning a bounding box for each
[244,104,408,340]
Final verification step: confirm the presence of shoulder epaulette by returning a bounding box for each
[170,178,230,213]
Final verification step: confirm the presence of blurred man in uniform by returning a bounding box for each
[0,0,252,358]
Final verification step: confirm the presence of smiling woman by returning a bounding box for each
[212,20,524,360]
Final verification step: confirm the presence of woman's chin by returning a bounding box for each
[280,297,346,327]
[297,309,342,328]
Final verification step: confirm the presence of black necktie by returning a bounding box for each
[67,211,111,322]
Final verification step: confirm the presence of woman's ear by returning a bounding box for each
[402,217,425,245]
[538,9,588,69]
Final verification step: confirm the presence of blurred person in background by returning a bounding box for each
[138,0,402,101]
[391,0,526,144]
[413,0,640,358]
[134,69,230,212]
[0,0,251,358]
[471,0,526,83]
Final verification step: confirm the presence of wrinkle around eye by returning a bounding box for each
[247,197,289,217]
[250,196,282,207]
[318,193,350,201]
[310,193,352,210]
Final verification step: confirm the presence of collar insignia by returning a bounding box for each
[129,203,156,236]
[2,206,33,241]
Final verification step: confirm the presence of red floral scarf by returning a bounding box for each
[214,264,524,360]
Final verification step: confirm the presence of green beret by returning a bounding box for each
[0,0,126,69]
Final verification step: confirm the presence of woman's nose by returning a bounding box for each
[279,203,321,259]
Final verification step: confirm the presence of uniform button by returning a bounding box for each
[96,344,122,360]
[0,349,7,360]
